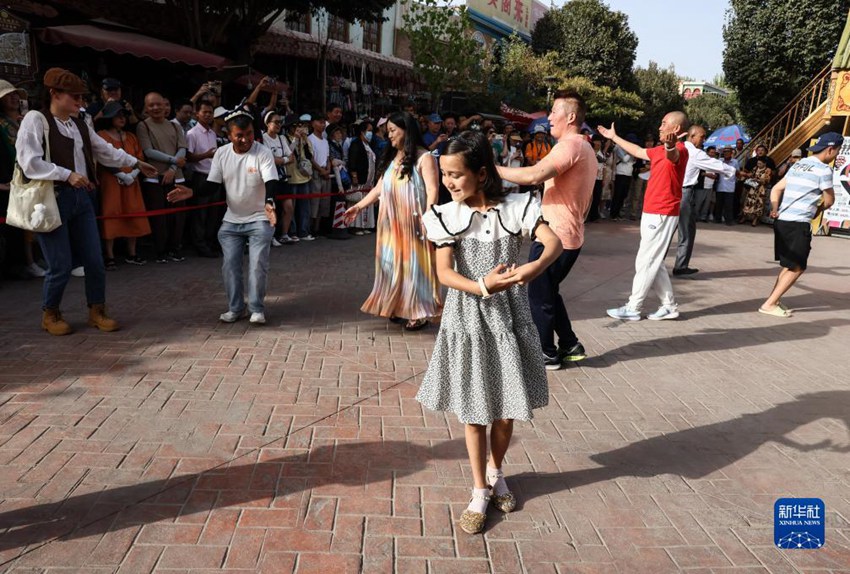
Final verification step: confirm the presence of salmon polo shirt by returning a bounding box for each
[541,134,597,250]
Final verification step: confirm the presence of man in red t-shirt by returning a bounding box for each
[598,111,689,321]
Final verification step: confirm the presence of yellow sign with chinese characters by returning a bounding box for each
[467,0,532,37]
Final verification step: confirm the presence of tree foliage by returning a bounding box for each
[531,0,638,90]
[494,37,643,123]
[723,0,850,131]
[401,0,489,106]
[633,61,684,135]
[685,93,743,132]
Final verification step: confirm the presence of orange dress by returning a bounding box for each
[97,130,151,240]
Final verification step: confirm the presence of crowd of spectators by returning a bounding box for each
[0,72,786,284]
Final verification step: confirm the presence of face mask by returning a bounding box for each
[364,131,373,142]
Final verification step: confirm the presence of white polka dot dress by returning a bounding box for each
[417,193,549,425]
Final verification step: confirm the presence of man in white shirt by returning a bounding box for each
[185,100,220,258]
[714,147,739,225]
[610,136,636,220]
[759,133,840,317]
[308,115,331,235]
[169,110,278,325]
[673,125,737,275]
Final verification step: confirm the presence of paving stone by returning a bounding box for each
[1,225,849,572]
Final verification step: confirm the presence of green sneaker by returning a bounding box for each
[559,342,587,362]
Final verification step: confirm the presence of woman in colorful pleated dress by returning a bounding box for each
[418,131,562,534]
[344,112,442,330]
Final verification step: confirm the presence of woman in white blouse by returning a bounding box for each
[16,68,156,335]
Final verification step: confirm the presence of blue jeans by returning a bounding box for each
[290,182,311,237]
[37,185,106,310]
[527,241,582,357]
[217,220,274,314]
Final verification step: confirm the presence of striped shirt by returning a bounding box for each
[778,157,833,222]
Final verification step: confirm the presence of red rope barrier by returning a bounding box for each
[0,186,371,225]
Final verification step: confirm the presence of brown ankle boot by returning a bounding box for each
[88,304,120,332]
[42,309,73,336]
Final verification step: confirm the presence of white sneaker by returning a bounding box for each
[71,266,85,277]
[249,312,266,324]
[271,237,283,247]
[289,235,300,243]
[647,306,680,321]
[300,235,316,241]
[606,305,641,321]
[26,262,46,278]
[219,308,248,323]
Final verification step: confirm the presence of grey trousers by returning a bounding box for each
[675,186,697,271]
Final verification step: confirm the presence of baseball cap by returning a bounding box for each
[532,125,547,134]
[377,116,388,128]
[299,113,312,122]
[213,106,228,119]
[809,132,843,152]
[101,100,127,119]
[790,148,803,157]
[282,113,299,127]
[102,78,122,90]
[427,113,442,123]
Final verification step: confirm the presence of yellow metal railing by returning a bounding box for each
[737,64,832,162]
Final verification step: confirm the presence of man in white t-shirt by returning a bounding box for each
[169,110,278,325]
[758,132,841,318]
[308,116,331,234]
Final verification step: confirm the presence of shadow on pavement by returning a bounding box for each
[513,390,850,502]
[0,439,466,555]
[581,318,850,367]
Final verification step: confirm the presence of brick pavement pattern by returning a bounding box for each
[1,221,850,573]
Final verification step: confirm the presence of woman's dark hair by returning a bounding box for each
[355,120,373,136]
[326,122,344,138]
[377,111,425,178]
[442,130,507,204]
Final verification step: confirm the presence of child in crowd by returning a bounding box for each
[417,131,563,534]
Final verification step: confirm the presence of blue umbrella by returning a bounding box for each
[526,116,596,134]
[704,124,751,149]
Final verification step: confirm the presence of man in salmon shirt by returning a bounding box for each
[497,90,597,370]
[598,111,689,321]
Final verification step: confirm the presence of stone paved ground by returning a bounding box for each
[1,220,850,573]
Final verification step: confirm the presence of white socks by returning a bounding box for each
[487,466,510,497]
[466,487,490,514]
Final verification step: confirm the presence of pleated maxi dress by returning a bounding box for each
[361,154,442,321]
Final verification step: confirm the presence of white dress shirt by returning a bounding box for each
[17,110,136,182]
[186,122,218,175]
[683,141,736,187]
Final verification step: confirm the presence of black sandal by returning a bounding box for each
[105,258,117,271]
[404,319,429,331]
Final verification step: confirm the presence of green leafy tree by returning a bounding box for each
[494,37,643,123]
[633,61,685,136]
[531,0,638,90]
[685,93,744,132]
[723,0,850,131]
[402,0,489,107]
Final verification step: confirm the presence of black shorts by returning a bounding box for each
[774,220,812,270]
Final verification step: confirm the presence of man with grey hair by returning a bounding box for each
[673,125,738,275]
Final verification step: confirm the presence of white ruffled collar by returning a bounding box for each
[428,193,534,238]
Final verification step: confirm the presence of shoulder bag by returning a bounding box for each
[5,112,62,233]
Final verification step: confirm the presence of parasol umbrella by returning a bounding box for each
[704,124,750,149]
